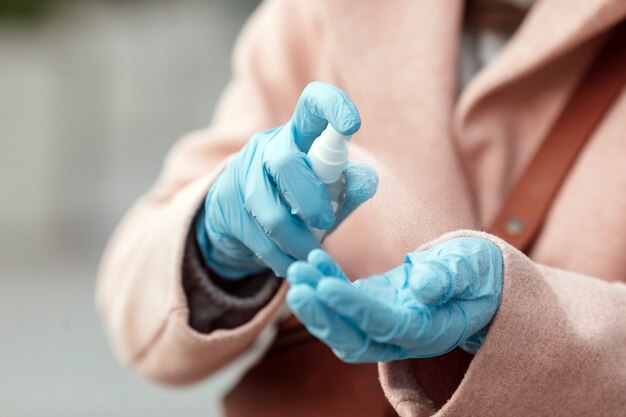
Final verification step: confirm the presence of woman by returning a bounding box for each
[97,0,626,415]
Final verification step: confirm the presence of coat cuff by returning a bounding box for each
[110,168,288,385]
[379,229,626,417]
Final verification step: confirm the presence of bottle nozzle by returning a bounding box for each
[307,125,351,184]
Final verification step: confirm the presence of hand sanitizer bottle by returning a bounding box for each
[307,125,351,240]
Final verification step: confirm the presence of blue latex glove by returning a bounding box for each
[197,82,378,279]
[286,237,503,362]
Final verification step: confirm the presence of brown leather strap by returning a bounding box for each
[490,22,626,252]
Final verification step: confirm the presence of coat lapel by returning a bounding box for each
[453,0,626,226]
[456,0,626,124]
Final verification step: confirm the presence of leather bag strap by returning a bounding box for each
[489,22,626,251]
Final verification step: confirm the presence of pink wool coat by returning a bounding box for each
[97,0,626,415]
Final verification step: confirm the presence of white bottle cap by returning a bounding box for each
[307,125,351,184]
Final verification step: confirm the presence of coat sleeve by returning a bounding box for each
[379,230,626,417]
[96,0,324,385]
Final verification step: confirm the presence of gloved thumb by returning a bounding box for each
[330,161,378,231]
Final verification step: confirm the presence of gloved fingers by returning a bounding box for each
[343,161,379,207]
[407,238,502,305]
[290,81,361,153]
[329,161,379,232]
[244,166,321,262]
[402,303,468,357]
[332,339,405,364]
[198,207,266,279]
[407,258,456,305]
[202,194,252,261]
[287,284,374,357]
[286,261,323,287]
[248,203,318,265]
[203,229,266,275]
[239,213,296,277]
[317,278,429,347]
[306,249,350,281]
[289,280,408,363]
[263,148,335,229]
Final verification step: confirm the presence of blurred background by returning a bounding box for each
[0,0,258,415]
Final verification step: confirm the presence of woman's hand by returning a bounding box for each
[286,237,503,362]
[196,82,378,279]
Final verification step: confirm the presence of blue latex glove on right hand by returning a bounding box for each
[286,237,503,362]
[197,82,378,279]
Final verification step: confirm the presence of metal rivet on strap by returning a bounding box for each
[505,217,525,236]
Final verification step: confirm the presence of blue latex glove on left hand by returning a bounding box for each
[286,237,503,362]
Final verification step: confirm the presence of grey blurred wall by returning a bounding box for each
[0,1,258,415]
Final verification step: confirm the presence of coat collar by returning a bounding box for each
[455,0,626,130]
[452,0,626,225]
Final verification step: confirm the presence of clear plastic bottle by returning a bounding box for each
[306,125,351,240]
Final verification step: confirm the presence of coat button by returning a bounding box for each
[505,217,524,236]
